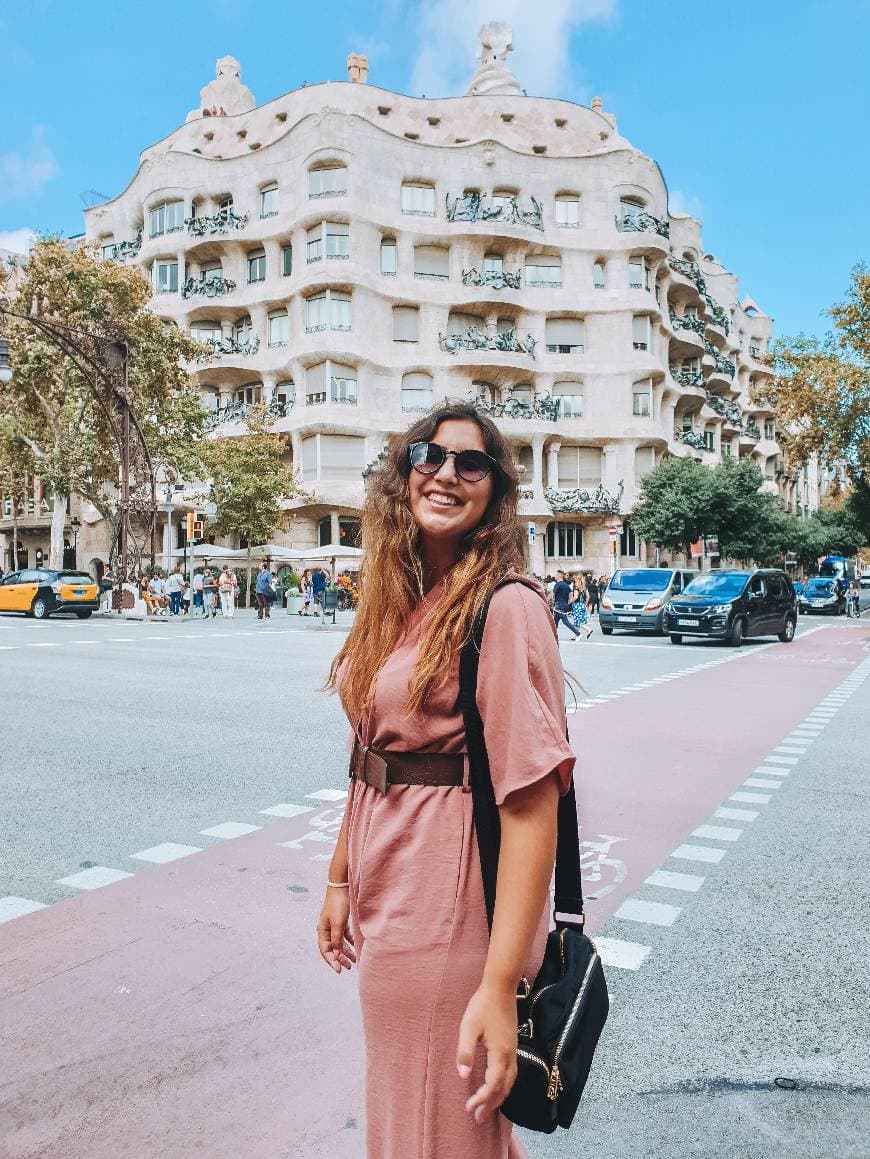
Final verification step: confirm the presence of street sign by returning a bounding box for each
[608,524,620,541]
[527,522,535,544]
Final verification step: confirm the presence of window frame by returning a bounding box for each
[554,193,581,228]
[305,289,352,333]
[309,165,348,199]
[401,181,436,217]
[247,250,266,284]
[267,309,289,347]
[259,184,279,218]
[546,521,584,559]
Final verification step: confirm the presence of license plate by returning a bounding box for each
[617,615,638,623]
[74,589,86,597]
[677,618,699,626]
[811,600,824,607]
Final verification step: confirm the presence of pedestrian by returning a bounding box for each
[166,565,184,616]
[181,580,191,616]
[569,573,594,639]
[200,569,217,618]
[846,577,860,618]
[301,569,314,616]
[218,566,238,619]
[317,401,576,1159]
[585,572,600,615]
[255,562,273,619]
[551,568,584,641]
[193,569,204,617]
[311,566,327,615]
[148,572,170,617]
[139,575,156,616]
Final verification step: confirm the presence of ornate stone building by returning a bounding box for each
[75,27,812,575]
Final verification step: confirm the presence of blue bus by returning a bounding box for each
[818,556,856,592]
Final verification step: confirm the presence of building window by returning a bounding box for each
[401,371,433,411]
[620,522,638,557]
[309,165,348,198]
[491,188,516,212]
[234,315,254,344]
[632,315,651,351]
[557,446,601,488]
[275,380,295,407]
[545,317,584,354]
[307,222,349,262]
[592,261,606,289]
[301,433,365,481]
[619,197,645,226]
[268,309,289,347]
[305,361,357,406]
[281,243,293,276]
[546,521,584,558]
[259,184,279,218]
[306,290,352,332]
[149,200,184,237]
[483,253,503,277]
[552,381,583,418]
[722,439,733,458]
[628,256,651,290]
[525,256,562,288]
[447,310,484,336]
[635,446,656,478]
[153,260,178,294]
[554,194,580,228]
[234,383,262,405]
[191,320,221,343]
[751,341,763,358]
[633,379,652,416]
[101,241,116,261]
[682,413,695,432]
[401,182,436,216]
[413,244,449,280]
[218,195,234,213]
[393,306,419,343]
[247,250,266,283]
[510,384,533,406]
[764,419,775,440]
[381,237,397,275]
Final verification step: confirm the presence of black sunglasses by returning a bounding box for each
[408,441,497,483]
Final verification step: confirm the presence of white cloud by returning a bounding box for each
[409,0,617,98]
[669,190,704,223]
[0,127,58,202]
[0,228,36,255]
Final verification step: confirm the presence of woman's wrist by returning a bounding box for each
[326,879,349,889]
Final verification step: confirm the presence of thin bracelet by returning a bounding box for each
[327,879,349,889]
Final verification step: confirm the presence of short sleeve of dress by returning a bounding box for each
[475,581,576,806]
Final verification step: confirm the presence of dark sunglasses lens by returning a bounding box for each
[455,451,491,481]
[410,443,444,474]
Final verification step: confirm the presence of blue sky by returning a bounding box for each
[1,0,867,339]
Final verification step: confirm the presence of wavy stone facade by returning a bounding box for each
[79,36,812,575]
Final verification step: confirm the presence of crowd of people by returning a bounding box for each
[539,570,609,642]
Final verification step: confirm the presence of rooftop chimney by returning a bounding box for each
[591,96,602,112]
[347,52,369,83]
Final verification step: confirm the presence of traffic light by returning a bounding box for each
[186,511,207,541]
[185,512,195,539]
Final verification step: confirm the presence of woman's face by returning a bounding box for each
[407,418,495,549]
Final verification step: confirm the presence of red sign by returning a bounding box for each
[690,537,704,559]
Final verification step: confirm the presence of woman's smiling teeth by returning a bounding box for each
[426,492,461,508]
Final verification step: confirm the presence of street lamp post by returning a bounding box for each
[0,302,157,603]
[70,515,81,567]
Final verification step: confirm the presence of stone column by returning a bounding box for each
[162,513,173,573]
[531,433,546,497]
[330,511,340,546]
[261,373,277,403]
[546,440,561,489]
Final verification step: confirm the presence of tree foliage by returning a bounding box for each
[629,456,715,559]
[755,264,870,483]
[0,236,205,565]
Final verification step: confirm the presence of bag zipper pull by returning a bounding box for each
[546,1063,563,1101]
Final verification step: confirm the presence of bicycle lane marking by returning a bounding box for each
[569,626,868,938]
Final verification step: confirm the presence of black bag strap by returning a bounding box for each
[458,579,585,935]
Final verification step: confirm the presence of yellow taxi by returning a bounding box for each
[0,568,100,619]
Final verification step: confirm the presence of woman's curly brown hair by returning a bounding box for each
[326,401,525,722]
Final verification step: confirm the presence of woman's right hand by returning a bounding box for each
[316,888,356,974]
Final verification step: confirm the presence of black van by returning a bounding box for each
[664,569,797,647]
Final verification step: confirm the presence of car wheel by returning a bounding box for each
[778,617,796,643]
[75,610,93,619]
[669,634,683,645]
[31,597,51,619]
[727,617,744,647]
[600,625,613,636]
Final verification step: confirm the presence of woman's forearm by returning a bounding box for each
[481,773,560,994]
[328,809,350,884]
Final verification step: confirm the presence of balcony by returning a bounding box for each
[182,274,237,299]
[544,481,624,514]
[704,393,743,427]
[742,421,762,441]
[196,335,260,359]
[703,339,736,379]
[470,392,561,422]
[439,326,537,358]
[186,208,248,236]
[669,312,706,337]
[446,192,544,231]
[461,267,522,290]
[669,364,705,389]
[108,234,142,261]
[615,210,669,238]
[677,429,712,452]
[709,305,731,335]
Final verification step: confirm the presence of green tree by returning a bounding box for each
[0,421,34,571]
[0,237,204,568]
[756,265,870,483]
[706,457,781,564]
[629,456,715,560]
[200,407,301,605]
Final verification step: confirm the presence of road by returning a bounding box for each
[1,607,868,1158]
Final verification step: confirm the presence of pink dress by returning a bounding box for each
[343,580,575,1159]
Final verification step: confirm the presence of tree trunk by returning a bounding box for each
[49,492,67,569]
[245,546,252,608]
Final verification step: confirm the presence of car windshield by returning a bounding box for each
[806,579,835,594]
[59,572,94,585]
[682,573,749,599]
[609,570,672,592]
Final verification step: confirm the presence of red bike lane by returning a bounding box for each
[0,626,865,1159]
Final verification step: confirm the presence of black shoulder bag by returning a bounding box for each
[458,582,609,1134]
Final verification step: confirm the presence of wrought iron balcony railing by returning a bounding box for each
[703,339,736,378]
[186,208,248,236]
[196,335,260,359]
[669,364,705,389]
[446,192,544,231]
[677,429,711,452]
[439,326,537,358]
[742,422,762,440]
[110,235,142,261]
[182,275,237,299]
[704,393,743,427]
[669,312,706,336]
[615,211,670,238]
[709,305,731,335]
[461,267,523,290]
[544,481,624,514]
[470,392,561,422]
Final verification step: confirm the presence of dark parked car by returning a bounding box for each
[664,569,797,647]
[797,577,844,616]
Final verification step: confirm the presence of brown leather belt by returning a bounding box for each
[349,737,465,795]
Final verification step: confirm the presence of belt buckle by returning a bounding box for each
[364,749,389,795]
